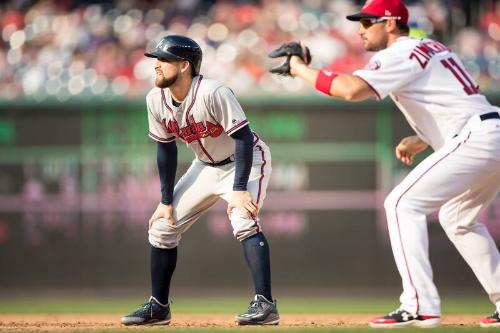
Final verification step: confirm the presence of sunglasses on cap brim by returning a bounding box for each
[360,16,402,28]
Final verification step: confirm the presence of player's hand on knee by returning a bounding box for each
[227,191,258,219]
[148,203,176,229]
[395,135,428,165]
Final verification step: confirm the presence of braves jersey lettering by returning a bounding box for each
[147,75,250,163]
[162,116,224,143]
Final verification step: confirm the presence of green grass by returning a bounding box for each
[0,296,493,314]
[0,296,496,332]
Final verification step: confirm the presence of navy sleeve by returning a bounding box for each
[157,141,178,205]
[230,125,253,191]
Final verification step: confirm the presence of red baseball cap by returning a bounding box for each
[346,0,409,25]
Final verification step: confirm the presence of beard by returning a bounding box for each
[365,44,378,52]
[155,72,178,88]
[364,35,388,52]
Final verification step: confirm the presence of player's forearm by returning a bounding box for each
[293,62,320,87]
[157,141,177,205]
[230,125,253,191]
[293,63,376,101]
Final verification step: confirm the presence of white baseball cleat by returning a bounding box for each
[480,311,500,327]
[369,308,441,328]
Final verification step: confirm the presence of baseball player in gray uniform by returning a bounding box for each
[269,0,500,328]
[121,35,279,326]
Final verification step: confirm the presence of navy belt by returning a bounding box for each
[453,111,500,138]
[200,156,234,167]
[480,111,500,121]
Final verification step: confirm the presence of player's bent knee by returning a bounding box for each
[148,218,181,249]
[384,190,399,212]
[235,227,259,242]
[230,211,260,241]
[384,189,423,216]
[149,235,178,249]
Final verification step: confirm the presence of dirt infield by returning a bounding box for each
[0,314,482,331]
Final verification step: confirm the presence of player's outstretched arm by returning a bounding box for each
[289,55,377,101]
[268,42,377,101]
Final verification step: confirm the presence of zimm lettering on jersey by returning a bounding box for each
[162,115,224,143]
[409,41,451,69]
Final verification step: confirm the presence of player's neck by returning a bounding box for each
[387,32,408,48]
[170,75,194,103]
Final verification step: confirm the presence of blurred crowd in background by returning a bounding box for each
[0,0,499,100]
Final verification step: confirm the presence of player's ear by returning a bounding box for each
[385,19,398,33]
[180,60,191,75]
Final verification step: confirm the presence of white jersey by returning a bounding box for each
[354,36,498,150]
[146,75,252,163]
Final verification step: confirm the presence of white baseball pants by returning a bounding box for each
[384,114,500,316]
[149,141,272,249]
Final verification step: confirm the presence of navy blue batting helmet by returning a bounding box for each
[145,35,202,75]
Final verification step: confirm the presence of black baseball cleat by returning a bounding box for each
[121,296,171,325]
[480,310,500,327]
[235,294,280,325]
[369,308,441,328]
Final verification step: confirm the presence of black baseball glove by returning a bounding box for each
[268,42,312,76]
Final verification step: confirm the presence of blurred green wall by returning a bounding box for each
[0,95,498,294]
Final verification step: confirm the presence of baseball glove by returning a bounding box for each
[268,42,312,76]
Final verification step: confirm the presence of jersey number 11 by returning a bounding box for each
[440,57,479,95]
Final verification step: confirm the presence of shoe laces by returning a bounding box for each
[245,300,264,314]
[389,308,413,316]
[129,301,152,316]
[135,298,169,315]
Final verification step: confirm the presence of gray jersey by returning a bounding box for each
[147,75,249,163]
[146,76,273,247]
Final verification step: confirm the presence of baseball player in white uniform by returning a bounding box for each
[269,0,500,328]
[121,35,279,326]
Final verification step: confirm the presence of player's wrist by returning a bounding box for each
[315,69,338,96]
[160,199,173,206]
[232,186,248,192]
[290,58,305,76]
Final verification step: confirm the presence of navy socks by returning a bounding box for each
[150,246,177,305]
[150,233,272,304]
[242,232,273,301]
